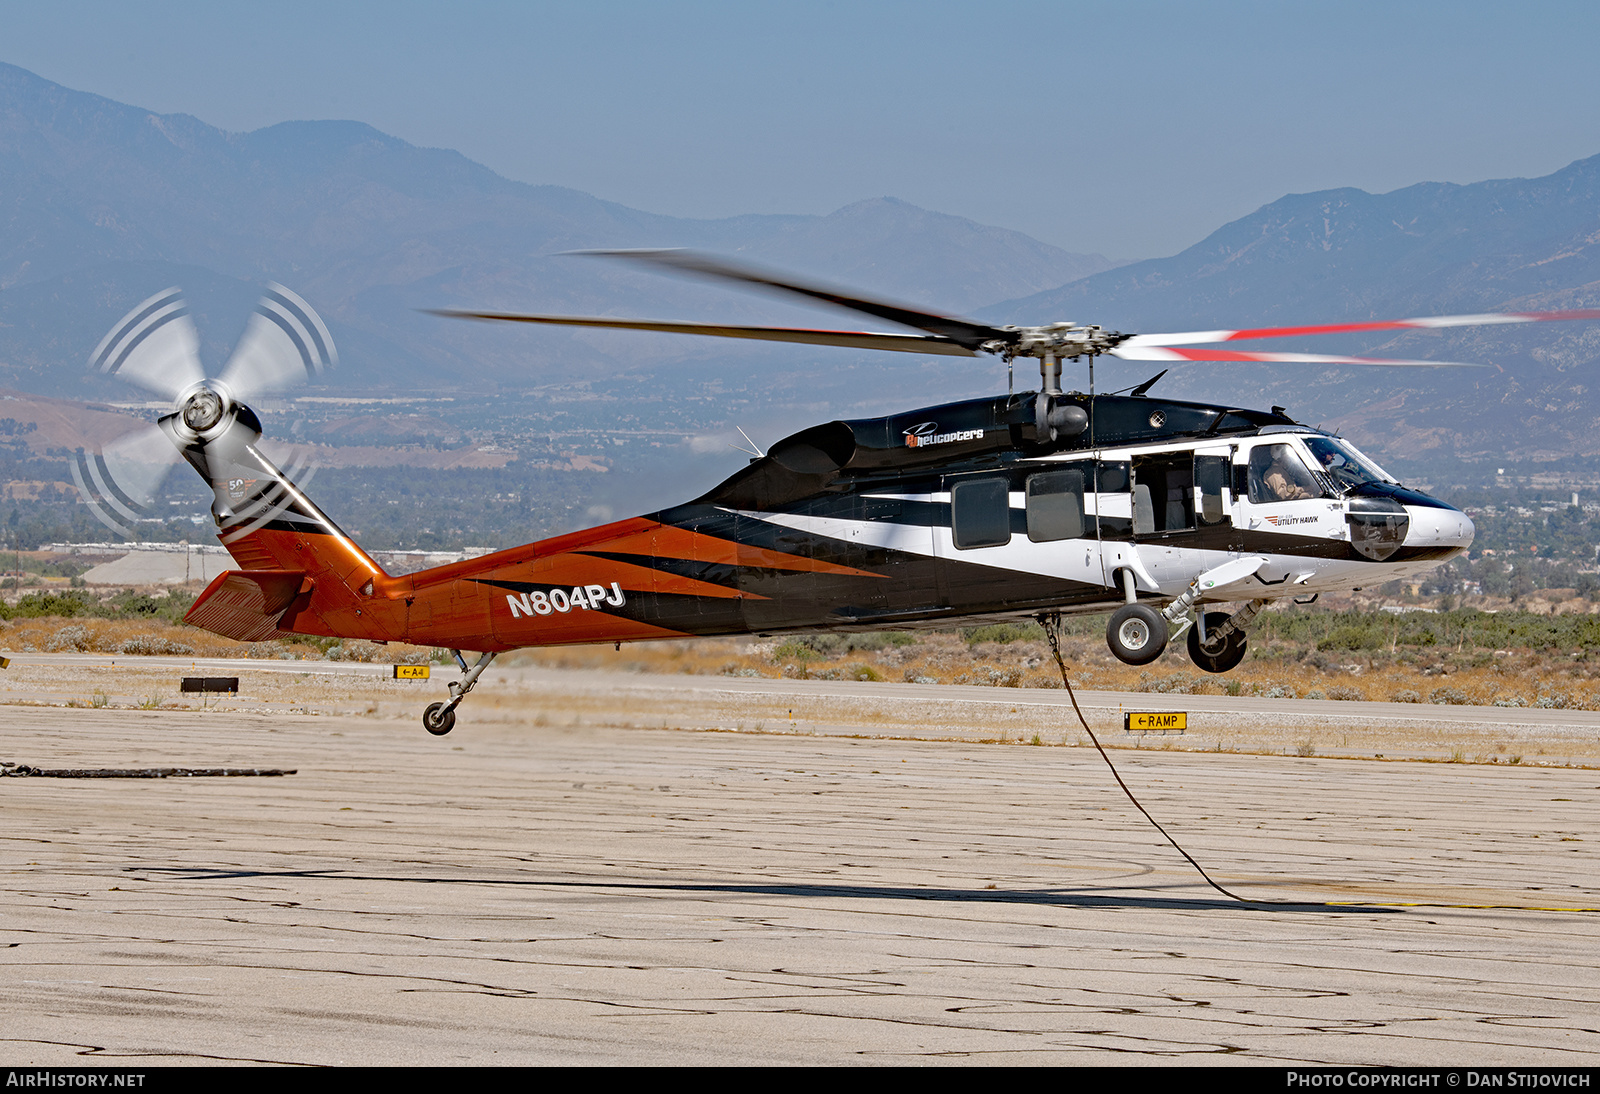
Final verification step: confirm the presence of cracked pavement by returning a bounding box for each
[1,673,1598,1065]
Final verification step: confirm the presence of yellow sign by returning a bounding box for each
[0,655,9,669]
[393,664,431,680]
[1125,711,1187,733]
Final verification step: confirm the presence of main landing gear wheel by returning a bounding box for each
[1107,603,1168,666]
[423,702,457,736]
[1187,611,1248,673]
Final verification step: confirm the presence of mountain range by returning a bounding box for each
[4,60,1600,468]
[0,62,1110,406]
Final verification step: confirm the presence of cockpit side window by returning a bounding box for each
[1247,443,1323,504]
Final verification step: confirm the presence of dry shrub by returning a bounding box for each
[0,614,436,663]
[119,634,195,656]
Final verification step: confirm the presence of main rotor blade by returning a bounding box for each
[218,284,337,404]
[1110,345,1486,367]
[570,249,1013,351]
[88,288,205,402]
[431,310,979,357]
[1121,309,1600,348]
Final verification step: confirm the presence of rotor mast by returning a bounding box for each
[997,322,1125,443]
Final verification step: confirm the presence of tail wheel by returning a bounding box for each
[1188,611,1248,673]
[1107,603,1168,666]
[423,702,457,736]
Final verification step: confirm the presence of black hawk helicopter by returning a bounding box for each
[80,252,1594,733]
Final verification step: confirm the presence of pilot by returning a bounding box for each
[1262,452,1313,502]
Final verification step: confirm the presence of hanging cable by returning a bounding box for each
[1038,610,1251,903]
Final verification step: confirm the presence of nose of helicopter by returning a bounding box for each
[1403,498,1475,557]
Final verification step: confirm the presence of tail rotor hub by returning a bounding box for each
[180,386,227,433]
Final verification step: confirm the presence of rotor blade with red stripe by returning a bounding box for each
[1109,346,1485,367]
[1119,309,1600,349]
[430,311,978,356]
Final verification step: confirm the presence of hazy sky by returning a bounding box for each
[5,0,1600,260]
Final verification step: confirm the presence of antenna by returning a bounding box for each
[729,426,765,459]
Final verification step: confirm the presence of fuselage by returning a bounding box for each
[185,390,1473,653]
[351,391,1473,649]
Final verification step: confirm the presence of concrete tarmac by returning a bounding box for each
[2,663,1599,1065]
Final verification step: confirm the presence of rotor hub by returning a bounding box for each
[181,387,227,432]
[997,323,1130,361]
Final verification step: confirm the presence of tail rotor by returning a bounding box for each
[74,284,336,538]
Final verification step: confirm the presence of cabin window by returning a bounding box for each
[1195,455,1229,526]
[1132,454,1195,535]
[951,477,1011,549]
[1026,466,1088,542]
[1247,443,1323,504]
[1096,462,1129,494]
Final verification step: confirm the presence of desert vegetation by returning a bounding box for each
[0,586,439,664]
[491,600,1600,711]
[9,573,1600,709]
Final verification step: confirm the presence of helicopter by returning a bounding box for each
[74,253,1599,734]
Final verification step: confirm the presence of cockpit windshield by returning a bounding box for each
[1302,436,1398,492]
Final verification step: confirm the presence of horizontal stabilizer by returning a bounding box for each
[185,569,311,642]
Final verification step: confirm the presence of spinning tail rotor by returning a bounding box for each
[74,284,336,538]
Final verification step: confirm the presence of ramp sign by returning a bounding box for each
[1124,711,1187,734]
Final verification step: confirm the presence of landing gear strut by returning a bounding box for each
[422,650,496,735]
[1104,557,1271,670]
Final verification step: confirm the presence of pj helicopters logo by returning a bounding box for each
[904,422,984,448]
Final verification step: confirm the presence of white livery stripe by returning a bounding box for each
[732,509,1108,586]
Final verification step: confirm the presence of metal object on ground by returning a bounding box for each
[1,762,295,778]
[180,677,239,694]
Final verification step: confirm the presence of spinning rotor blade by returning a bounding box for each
[88,288,205,402]
[1120,309,1600,349]
[218,283,337,404]
[70,421,183,535]
[432,310,978,357]
[257,437,321,491]
[443,252,1600,375]
[573,249,1014,351]
[1109,345,1484,368]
